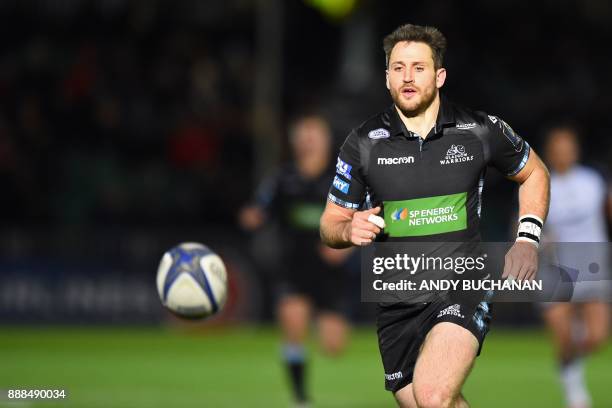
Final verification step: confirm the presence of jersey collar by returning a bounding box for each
[388,94,456,139]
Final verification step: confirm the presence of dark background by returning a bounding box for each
[0,0,610,324]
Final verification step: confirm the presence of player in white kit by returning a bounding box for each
[542,124,611,408]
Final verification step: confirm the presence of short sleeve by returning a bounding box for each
[485,115,530,176]
[327,130,367,209]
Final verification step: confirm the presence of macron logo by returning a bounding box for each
[377,156,415,165]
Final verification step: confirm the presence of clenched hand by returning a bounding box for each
[347,207,383,246]
[502,241,538,280]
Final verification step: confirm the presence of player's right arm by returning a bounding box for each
[320,203,381,248]
[320,128,382,248]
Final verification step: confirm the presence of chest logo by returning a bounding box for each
[390,208,409,221]
[440,144,474,165]
[383,193,468,237]
[377,156,415,165]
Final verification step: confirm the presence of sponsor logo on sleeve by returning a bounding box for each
[368,128,390,139]
[336,157,352,180]
[332,175,350,194]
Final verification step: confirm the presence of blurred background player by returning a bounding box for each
[542,124,611,408]
[239,115,353,405]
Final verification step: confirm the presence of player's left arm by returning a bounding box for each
[507,150,550,225]
[483,115,551,280]
[503,150,550,280]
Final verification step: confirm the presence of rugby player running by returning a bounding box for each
[241,115,353,406]
[320,24,550,407]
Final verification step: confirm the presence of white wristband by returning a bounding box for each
[519,214,544,226]
[516,214,543,248]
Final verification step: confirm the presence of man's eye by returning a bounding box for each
[415,66,425,72]
[394,67,402,72]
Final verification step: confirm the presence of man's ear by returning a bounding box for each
[385,70,390,90]
[436,68,447,89]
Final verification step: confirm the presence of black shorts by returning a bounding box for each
[376,296,492,393]
[275,254,352,314]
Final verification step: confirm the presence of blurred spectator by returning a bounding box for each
[0,1,255,226]
[540,125,611,408]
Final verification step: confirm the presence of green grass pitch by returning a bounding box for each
[0,326,610,407]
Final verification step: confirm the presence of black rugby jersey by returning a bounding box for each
[257,163,333,243]
[328,96,530,243]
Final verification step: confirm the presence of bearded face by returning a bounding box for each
[386,41,446,117]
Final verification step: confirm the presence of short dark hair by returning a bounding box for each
[542,121,583,146]
[383,24,447,70]
[288,114,331,143]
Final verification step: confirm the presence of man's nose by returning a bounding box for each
[403,68,415,83]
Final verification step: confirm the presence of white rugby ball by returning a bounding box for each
[156,242,228,318]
